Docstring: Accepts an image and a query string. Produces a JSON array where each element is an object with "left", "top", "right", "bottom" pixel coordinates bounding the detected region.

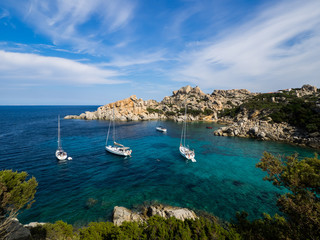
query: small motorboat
[
  {"left": 206, "top": 126, "right": 213, "bottom": 129},
  {"left": 156, "top": 126, "right": 167, "bottom": 132}
]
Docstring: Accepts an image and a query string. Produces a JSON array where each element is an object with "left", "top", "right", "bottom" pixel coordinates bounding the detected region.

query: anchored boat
[
  {"left": 105, "top": 106, "right": 132, "bottom": 157},
  {"left": 55, "top": 115, "right": 69, "bottom": 161},
  {"left": 179, "top": 102, "right": 196, "bottom": 162}
]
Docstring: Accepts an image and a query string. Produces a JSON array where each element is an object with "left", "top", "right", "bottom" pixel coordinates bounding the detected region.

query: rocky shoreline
[
  {"left": 65, "top": 84, "right": 320, "bottom": 149},
  {"left": 8, "top": 204, "right": 197, "bottom": 239},
  {"left": 214, "top": 119, "right": 320, "bottom": 149}
]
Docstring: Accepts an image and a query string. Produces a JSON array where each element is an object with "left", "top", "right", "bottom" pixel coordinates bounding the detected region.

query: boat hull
[
  {"left": 179, "top": 146, "right": 196, "bottom": 162},
  {"left": 156, "top": 127, "right": 167, "bottom": 132},
  {"left": 106, "top": 145, "right": 132, "bottom": 157},
  {"left": 56, "top": 150, "right": 67, "bottom": 161}
]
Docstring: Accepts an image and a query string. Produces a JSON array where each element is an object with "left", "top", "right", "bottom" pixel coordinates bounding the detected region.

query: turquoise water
[{"left": 0, "top": 106, "right": 317, "bottom": 226}]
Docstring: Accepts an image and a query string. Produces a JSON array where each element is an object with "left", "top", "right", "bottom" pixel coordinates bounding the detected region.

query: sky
[{"left": 0, "top": 0, "right": 319, "bottom": 105}]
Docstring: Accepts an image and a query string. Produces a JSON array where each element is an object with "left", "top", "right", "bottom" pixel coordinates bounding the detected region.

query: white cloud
[
  {"left": 6, "top": 0, "right": 136, "bottom": 54},
  {"left": 174, "top": 0, "right": 320, "bottom": 92},
  {"left": 101, "top": 50, "right": 167, "bottom": 68},
  {"left": 0, "top": 50, "right": 126, "bottom": 85}
]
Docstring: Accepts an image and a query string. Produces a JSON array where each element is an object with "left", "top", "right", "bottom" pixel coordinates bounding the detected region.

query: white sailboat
[
  {"left": 55, "top": 115, "right": 68, "bottom": 161},
  {"left": 179, "top": 103, "right": 196, "bottom": 162},
  {"left": 105, "top": 106, "right": 132, "bottom": 157}
]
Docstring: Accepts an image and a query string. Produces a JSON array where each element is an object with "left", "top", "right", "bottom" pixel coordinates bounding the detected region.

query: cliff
[
  {"left": 214, "top": 84, "right": 320, "bottom": 149},
  {"left": 65, "top": 85, "right": 255, "bottom": 122},
  {"left": 65, "top": 95, "right": 160, "bottom": 121}
]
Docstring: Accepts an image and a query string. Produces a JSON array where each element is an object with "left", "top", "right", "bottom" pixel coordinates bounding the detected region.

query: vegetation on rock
[
  {"left": 0, "top": 170, "right": 38, "bottom": 238},
  {"left": 220, "top": 91, "right": 320, "bottom": 133},
  {"left": 30, "top": 216, "right": 240, "bottom": 240},
  {"left": 234, "top": 152, "right": 320, "bottom": 239}
]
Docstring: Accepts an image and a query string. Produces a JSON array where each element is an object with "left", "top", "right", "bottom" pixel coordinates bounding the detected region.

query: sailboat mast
[
  {"left": 58, "top": 115, "right": 61, "bottom": 149},
  {"left": 180, "top": 100, "right": 187, "bottom": 147},
  {"left": 183, "top": 104, "right": 187, "bottom": 147},
  {"left": 106, "top": 114, "right": 112, "bottom": 146},
  {"left": 112, "top": 105, "right": 116, "bottom": 143}
]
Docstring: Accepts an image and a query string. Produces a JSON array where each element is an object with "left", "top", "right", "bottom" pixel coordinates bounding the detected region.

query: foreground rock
[
  {"left": 113, "top": 204, "right": 197, "bottom": 226},
  {"left": 5, "top": 218, "right": 47, "bottom": 240},
  {"left": 5, "top": 218, "right": 31, "bottom": 240}
]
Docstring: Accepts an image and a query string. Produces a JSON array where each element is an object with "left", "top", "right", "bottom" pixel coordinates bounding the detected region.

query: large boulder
[
  {"left": 113, "top": 205, "right": 197, "bottom": 226},
  {"left": 147, "top": 205, "right": 197, "bottom": 221},
  {"left": 113, "top": 206, "right": 144, "bottom": 226},
  {"left": 6, "top": 218, "right": 31, "bottom": 240}
]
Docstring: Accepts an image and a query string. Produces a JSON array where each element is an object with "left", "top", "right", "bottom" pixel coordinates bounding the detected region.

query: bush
[
  {"left": 234, "top": 152, "right": 320, "bottom": 240},
  {"left": 221, "top": 92, "right": 320, "bottom": 133},
  {"left": 147, "top": 108, "right": 163, "bottom": 114},
  {"left": 165, "top": 111, "right": 176, "bottom": 116},
  {"left": 203, "top": 108, "right": 214, "bottom": 116},
  {"left": 179, "top": 108, "right": 203, "bottom": 116},
  {"left": 31, "top": 215, "right": 241, "bottom": 240},
  {"left": 43, "top": 221, "right": 76, "bottom": 240},
  {"left": 0, "top": 170, "right": 38, "bottom": 238}
]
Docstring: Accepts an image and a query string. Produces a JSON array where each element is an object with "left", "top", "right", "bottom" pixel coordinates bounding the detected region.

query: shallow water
[{"left": 0, "top": 106, "right": 317, "bottom": 226}]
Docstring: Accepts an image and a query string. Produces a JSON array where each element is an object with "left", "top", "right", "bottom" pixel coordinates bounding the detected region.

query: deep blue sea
[{"left": 0, "top": 106, "right": 318, "bottom": 226}]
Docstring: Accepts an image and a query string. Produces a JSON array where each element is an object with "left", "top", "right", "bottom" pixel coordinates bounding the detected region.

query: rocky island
[{"left": 65, "top": 84, "right": 320, "bottom": 149}]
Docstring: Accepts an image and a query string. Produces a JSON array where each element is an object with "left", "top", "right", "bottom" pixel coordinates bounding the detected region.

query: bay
[{"left": 0, "top": 106, "right": 317, "bottom": 226}]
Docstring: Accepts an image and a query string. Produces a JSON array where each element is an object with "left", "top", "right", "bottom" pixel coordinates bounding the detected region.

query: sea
[{"left": 0, "top": 106, "right": 318, "bottom": 226}]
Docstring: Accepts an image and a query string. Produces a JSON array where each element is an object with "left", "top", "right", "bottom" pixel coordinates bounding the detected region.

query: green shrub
[
  {"left": 165, "top": 111, "right": 176, "bottom": 116},
  {"left": 43, "top": 221, "right": 76, "bottom": 240},
  {"left": 179, "top": 108, "right": 203, "bottom": 116},
  {"left": 79, "top": 222, "right": 116, "bottom": 240},
  {"left": 221, "top": 92, "right": 320, "bottom": 133},
  {"left": 147, "top": 108, "right": 163, "bottom": 114},
  {"left": 0, "top": 170, "right": 38, "bottom": 238},
  {"left": 203, "top": 108, "right": 214, "bottom": 116},
  {"left": 234, "top": 152, "right": 320, "bottom": 239},
  {"left": 34, "top": 215, "right": 240, "bottom": 240}
]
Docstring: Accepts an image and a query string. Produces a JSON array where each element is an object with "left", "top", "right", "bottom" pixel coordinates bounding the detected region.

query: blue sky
[{"left": 0, "top": 0, "right": 319, "bottom": 105}]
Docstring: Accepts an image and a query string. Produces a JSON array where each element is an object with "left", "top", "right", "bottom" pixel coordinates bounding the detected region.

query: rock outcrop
[
  {"left": 214, "top": 84, "right": 320, "bottom": 148},
  {"left": 214, "top": 120, "right": 320, "bottom": 148},
  {"left": 65, "top": 95, "right": 161, "bottom": 121},
  {"left": 65, "top": 85, "right": 256, "bottom": 122},
  {"left": 113, "top": 204, "right": 197, "bottom": 226},
  {"left": 65, "top": 84, "right": 319, "bottom": 149},
  {"left": 6, "top": 218, "right": 31, "bottom": 240}
]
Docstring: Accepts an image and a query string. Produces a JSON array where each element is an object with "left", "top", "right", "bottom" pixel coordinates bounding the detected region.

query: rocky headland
[
  {"left": 65, "top": 84, "right": 320, "bottom": 149},
  {"left": 214, "top": 84, "right": 320, "bottom": 149},
  {"left": 65, "top": 85, "right": 254, "bottom": 122}
]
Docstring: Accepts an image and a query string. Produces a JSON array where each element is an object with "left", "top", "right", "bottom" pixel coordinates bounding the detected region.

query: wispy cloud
[
  {"left": 4, "top": 0, "right": 136, "bottom": 54},
  {"left": 174, "top": 0, "right": 320, "bottom": 92},
  {"left": 164, "top": 4, "right": 202, "bottom": 40},
  {"left": 0, "top": 50, "right": 126, "bottom": 85},
  {"left": 0, "top": 7, "right": 9, "bottom": 19},
  {"left": 101, "top": 50, "right": 168, "bottom": 68}
]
